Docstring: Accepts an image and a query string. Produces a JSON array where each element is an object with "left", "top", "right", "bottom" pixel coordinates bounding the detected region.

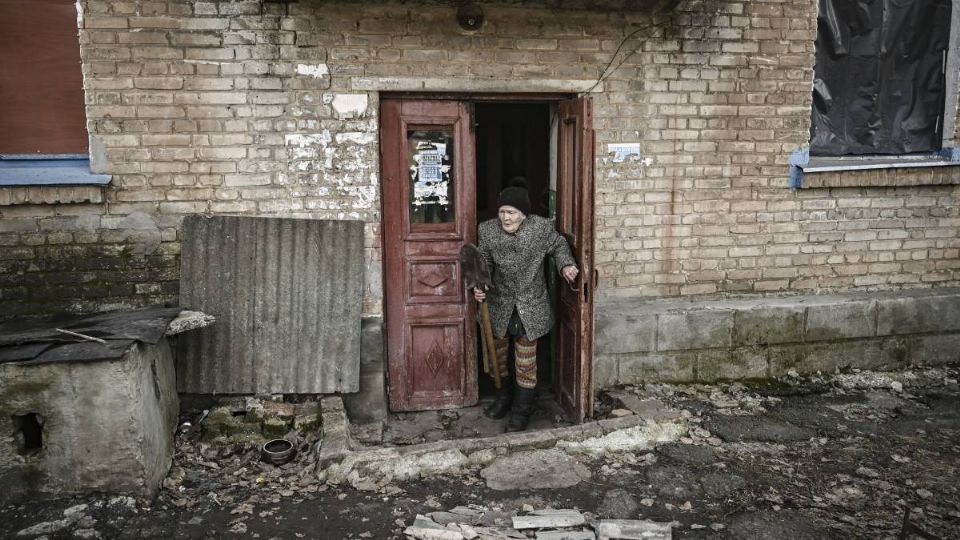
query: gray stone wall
[
  {"left": 0, "top": 0, "right": 957, "bottom": 320},
  {"left": 595, "top": 288, "right": 960, "bottom": 385}
]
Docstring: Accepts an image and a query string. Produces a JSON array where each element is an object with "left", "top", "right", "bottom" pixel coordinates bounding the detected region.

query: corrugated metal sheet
[{"left": 176, "top": 215, "right": 364, "bottom": 394}]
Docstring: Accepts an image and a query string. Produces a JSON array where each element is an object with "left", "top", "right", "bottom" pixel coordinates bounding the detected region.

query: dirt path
[{"left": 3, "top": 366, "right": 958, "bottom": 539}]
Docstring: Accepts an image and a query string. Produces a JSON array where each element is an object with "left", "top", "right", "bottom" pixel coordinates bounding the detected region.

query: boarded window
[
  {"left": 810, "top": 0, "right": 952, "bottom": 156},
  {"left": 0, "top": 0, "right": 87, "bottom": 155}
]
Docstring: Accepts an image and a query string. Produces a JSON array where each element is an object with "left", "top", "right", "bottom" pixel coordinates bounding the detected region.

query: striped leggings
[{"left": 493, "top": 335, "right": 538, "bottom": 389}]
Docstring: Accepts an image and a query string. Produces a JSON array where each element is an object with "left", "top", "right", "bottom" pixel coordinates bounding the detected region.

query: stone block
[
  {"left": 0, "top": 341, "right": 178, "bottom": 503},
  {"left": 733, "top": 306, "right": 804, "bottom": 346},
  {"left": 595, "top": 311, "right": 656, "bottom": 354},
  {"left": 657, "top": 310, "right": 733, "bottom": 351},
  {"left": 908, "top": 333, "right": 960, "bottom": 366},
  {"left": 618, "top": 353, "right": 695, "bottom": 383},
  {"left": 804, "top": 300, "right": 876, "bottom": 341},
  {"left": 202, "top": 407, "right": 262, "bottom": 441},
  {"left": 360, "top": 317, "right": 384, "bottom": 369},
  {"left": 592, "top": 355, "right": 618, "bottom": 390},
  {"left": 768, "top": 338, "right": 906, "bottom": 377},
  {"left": 877, "top": 294, "right": 960, "bottom": 336},
  {"left": 261, "top": 417, "right": 291, "bottom": 439},
  {"left": 696, "top": 349, "right": 769, "bottom": 381},
  {"left": 342, "top": 370, "right": 387, "bottom": 423}
]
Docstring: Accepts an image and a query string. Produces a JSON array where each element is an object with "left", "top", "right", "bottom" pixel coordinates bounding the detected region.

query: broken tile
[
  {"left": 513, "top": 509, "right": 586, "bottom": 529},
  {"left": 536, "top": 530, "right": 596, "bottom": 540},
  {"left": 403, "top": 515, "right": 466, "bottom": 540},
  {"left": 593, "top": 519, "right": 672, "bottom": 540}
]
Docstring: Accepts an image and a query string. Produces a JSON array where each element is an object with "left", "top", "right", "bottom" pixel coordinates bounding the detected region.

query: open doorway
[
  {"left": 474, "top": 102, "right": 563, "bottom": 421},
  {"left": 379, "top": 94, "right": 594, "bottom": 442}
]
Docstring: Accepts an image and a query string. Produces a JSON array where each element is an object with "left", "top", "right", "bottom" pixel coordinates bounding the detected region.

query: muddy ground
[{"left": 2, "top": 366, "right": 958, "bottom": 539}]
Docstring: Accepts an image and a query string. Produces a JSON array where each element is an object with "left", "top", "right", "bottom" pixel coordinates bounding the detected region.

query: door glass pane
[{"left": 408, "top": 129, "right": 455, "bottom": 224}]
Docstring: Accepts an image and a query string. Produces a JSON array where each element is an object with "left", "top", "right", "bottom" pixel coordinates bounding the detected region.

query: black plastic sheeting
[
  {"left": 810, "top": 0, "right": 952, "bottom": 156},
  {"left": 0, "top": 307, "right": 182, "bottom": 365}
]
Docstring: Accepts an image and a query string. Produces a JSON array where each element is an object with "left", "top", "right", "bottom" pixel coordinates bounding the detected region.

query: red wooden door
[
  {"left": 381, "top": 99, "right": 478, "bottom": 411},
  {"left": 555, "top": 97, "right": 595, "bottom": 422}
]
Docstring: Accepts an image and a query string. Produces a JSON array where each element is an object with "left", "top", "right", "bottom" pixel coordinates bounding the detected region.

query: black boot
[
  {"left": 483, "top": 378, "right": 513, "bottom": 419},
  {"left": 505, "top": 387, "right": 536, "bottom": 432}
]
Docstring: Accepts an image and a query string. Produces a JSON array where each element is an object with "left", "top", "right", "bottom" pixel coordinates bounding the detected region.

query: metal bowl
[{"left": 261, "top": 438, "right": 296, "bottom": 466}]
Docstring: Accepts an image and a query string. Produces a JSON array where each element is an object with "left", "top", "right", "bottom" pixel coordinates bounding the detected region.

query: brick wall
[{"left": 0, "top": 0, "right": 958, "bottom": 320}]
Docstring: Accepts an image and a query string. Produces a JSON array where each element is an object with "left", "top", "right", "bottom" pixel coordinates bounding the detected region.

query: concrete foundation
[
  {"left": 0, "top": 341, "right": 178, "bottom": 502},
  {"left": 342, "top": 317, "right": 388, "bottom": 424},
  {"left": 595, "top": 289, "right": 960, "bottom": 385}
]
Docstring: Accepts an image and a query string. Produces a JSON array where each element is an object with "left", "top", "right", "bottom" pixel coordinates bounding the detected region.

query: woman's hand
[
  {"left": 562, "top": 265, "right": 579, "bottom": 284},
  {"left": 473, "top": 287, "right": 486, "bottom": 302}
]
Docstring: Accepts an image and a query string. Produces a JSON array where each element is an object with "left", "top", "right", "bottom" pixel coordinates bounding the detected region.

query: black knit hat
[{"left": 497, "top": 177, "right": 531, "bottom": 215}]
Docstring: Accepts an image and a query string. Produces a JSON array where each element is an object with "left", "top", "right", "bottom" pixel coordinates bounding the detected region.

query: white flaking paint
[
  {"left": 296, "top": 63, "right": 329, "bottom": 78},
  {"left": 331, "top": 94, "right": 369, "bottom": 119},
  {"left": 335, "top": 132, "right": 376, "bottom": 145}
]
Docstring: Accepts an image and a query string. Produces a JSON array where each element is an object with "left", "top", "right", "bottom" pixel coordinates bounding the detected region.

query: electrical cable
[{"left": 583, "top": 23, "right": 655, "bottom": 94}]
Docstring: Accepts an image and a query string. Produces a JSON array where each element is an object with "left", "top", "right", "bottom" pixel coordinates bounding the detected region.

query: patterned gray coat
[{"left": 478, "top": 214, "right": 577, "bottom": 340}]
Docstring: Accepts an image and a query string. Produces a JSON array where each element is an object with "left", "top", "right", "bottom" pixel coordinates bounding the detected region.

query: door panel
[
  {"left": 555, "top": 97, "right": 595, "bottom": 422},
  {"left": 382, "top": 99, "right": 478, "bottom": 411}
]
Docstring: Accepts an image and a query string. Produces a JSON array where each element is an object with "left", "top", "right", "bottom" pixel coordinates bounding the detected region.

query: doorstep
[{"left": 314, "top": 395, "right": 688, "bottom": 486}]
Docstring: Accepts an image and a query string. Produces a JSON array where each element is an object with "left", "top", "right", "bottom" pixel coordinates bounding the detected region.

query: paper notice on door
[
  {"left": 411, "top": 142, "right": 451, "bottom": 207},
  {"left": 417, "top": 148, "right": 443, "bottom": 183}
]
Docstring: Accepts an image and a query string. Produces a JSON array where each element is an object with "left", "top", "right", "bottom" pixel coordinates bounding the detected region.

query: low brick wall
[{"left": 594, "top": 288, "right": 960, "bottom": 385}]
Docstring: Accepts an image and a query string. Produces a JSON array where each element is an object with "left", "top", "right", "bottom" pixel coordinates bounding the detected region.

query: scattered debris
[
  {"left": 536, "top": 531, "right": 595, "bottom": 540},
  {"left": 512, "top": 510, "right": 586, "bottom": 529},
  {"left": 593, "top": 519, "right": 671, "bottom": 540},
  {"left": 402, "top": 506, "right": 671, "bottom": 540}
]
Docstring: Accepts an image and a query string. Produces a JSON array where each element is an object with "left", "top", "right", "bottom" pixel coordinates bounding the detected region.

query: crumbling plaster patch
[
  {"left": 328, "top": 93, "right": 369, "bottom": 120},
  {"left": 296, "top": 63, "right": 329, "bottom": 79}
]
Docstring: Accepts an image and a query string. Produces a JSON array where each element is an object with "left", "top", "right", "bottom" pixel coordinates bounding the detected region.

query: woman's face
[{"left": 498, "top": 206, "right": 525, "bottom": 233}]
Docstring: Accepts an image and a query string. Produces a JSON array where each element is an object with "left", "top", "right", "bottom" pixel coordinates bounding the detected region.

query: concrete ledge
[
  {"left": 596, "top": 288, "right": 960, "bottom": 384},
  {"left": 315, "top": 398, "right": 687, "bottom": 484}
]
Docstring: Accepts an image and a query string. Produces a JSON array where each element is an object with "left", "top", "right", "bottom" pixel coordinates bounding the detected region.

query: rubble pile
[{"left": 401, "top": 505, "right": 673, "bottom": 540}]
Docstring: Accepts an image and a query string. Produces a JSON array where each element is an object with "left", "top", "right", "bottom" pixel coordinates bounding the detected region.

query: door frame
[{"left": 378, "top": 92, "right": 597, "bottom": 418}]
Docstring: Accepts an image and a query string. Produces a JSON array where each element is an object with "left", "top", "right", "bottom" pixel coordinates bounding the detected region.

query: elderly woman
[{"left": 474, "top": 179, "right": 579, "bottom": 432}]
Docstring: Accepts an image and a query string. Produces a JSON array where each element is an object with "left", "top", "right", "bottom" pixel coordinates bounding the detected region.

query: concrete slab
[
  {"left": 733, "top": 306, "right": 804, "bottom": 346},
  {"left": 618, "top": 353, "right": 695, "bottom": 383},
  {"left": 877, "top": 294, "right": 960, "bottom": 336},
  {"left": 767, "top": 339, "right": 905, "bottom": 376},
  {"left": 316, "top": 410, "right": 684, "bottom": 485},
  {"left": 480, "top": 449, "right": 591, "bottom": 490},
  {"left": 595, "top": 313, "right": 656, "bottom": 354},
  {"left": 704, "top": 416, "right": 815, "bottom": 443},
  {"left": 343, "top": 318, "right": 388, "bottom": 423},
  {"left": 804, "top": 300, "right": 876, "bottom": 340},
  {"left": 696, "top": 349, "right": 769, "bottom": 381},
  {"left": 0, "top": 341, "right": 177, "bottom": 502},
  {"left": 657, "top": 310, "right": 733, "bottom": 351},
  {"left": 908, "top": 333, "right": 960, "bottom": 366},
  {"left": 593, "top": 354, "right": 619, "bottom": 389},
  {"left": 604, "top": 392, "right": 685, "bottom": 423}
]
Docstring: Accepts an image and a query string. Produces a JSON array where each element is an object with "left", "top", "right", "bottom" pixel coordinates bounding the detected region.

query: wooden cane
[
  {"left": 479, "top": 306, "right": 491, "bottom": 375},
  {"left": 478, "top": 298, "right": 501, "bottom": 389}
]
